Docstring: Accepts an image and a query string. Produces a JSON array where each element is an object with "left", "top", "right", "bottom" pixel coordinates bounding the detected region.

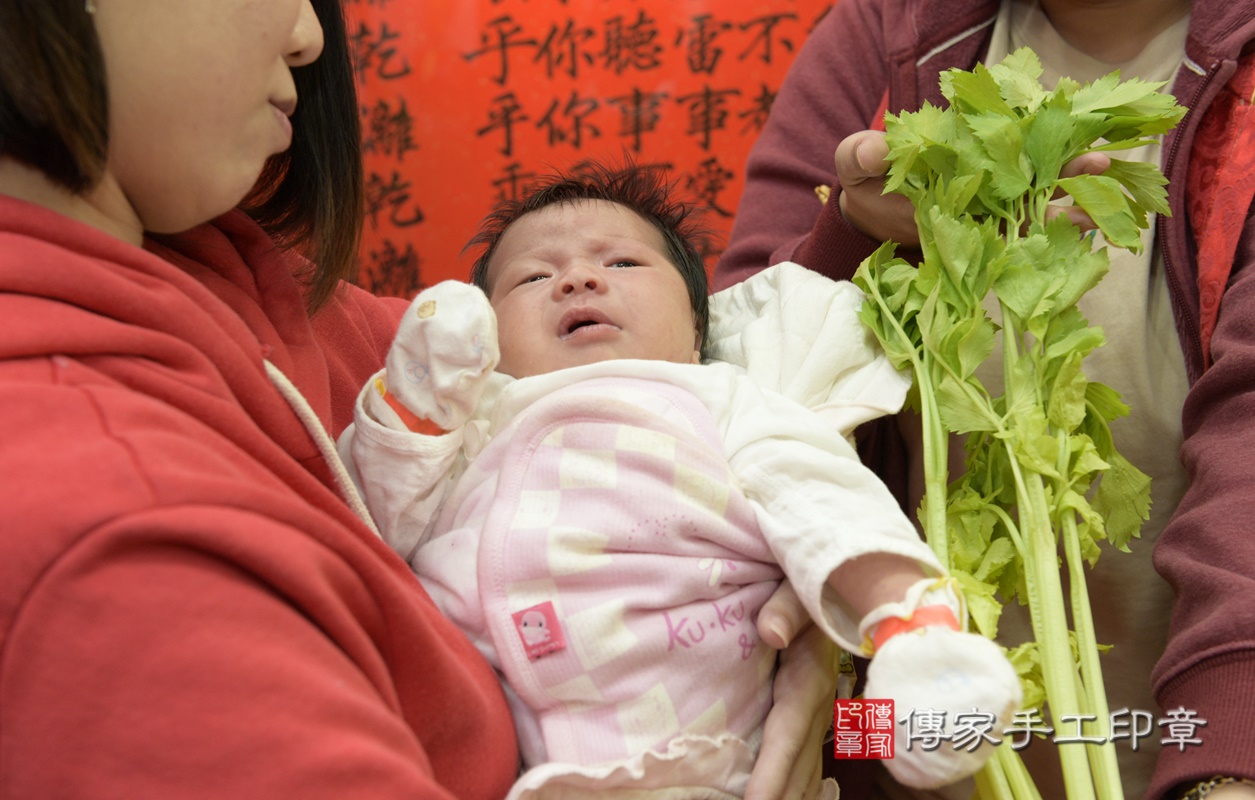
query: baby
[{"left": 340, "top": 162, "right": 1020, "bottom": 798}]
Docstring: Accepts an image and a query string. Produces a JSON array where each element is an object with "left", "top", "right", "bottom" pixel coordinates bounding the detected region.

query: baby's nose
[{"left": 560, "top": 265, "right": 601, "bottom": 294}]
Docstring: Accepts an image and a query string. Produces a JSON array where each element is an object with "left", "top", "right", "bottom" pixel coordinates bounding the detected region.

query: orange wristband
[
  {"left": 871, "top": 604, "right": 961, "bottom": 653},
  {"left": 376, "top": 379, "right": 447, "bottom": 436}
]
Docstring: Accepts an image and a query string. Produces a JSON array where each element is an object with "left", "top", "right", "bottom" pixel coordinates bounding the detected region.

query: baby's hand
[
  {"left": 385, "top": 281, "right": 500, "bottom": 431},
  {"left": 860, "top": 579, "right": 1021, "bottom": 789}
]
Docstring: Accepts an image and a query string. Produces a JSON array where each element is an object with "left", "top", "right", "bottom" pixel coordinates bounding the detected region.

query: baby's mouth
[{"left": 559, "top": 307, "right": 616, "bottom": 338}]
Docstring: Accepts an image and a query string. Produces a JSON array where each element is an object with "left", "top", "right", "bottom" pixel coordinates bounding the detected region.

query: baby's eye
[
  {"left": 607, "top": 260, "right": 639, "bottom": 269},
  {"left": 520, "top": 273, "right": 550, "bottom": 285}
]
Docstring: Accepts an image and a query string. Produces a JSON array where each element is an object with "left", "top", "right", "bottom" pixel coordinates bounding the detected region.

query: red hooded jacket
[{"left": 0, "top": 197, "right": 519, "bottom": 799}]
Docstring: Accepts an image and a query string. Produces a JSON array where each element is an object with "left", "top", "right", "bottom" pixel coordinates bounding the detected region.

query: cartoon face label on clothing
[{"left": 513, "top": 601, "right": 566, "bottom": 660}]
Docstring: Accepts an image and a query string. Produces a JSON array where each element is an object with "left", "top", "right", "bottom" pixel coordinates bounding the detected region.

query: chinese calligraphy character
[
  {"left": 608, "top": 88, "right": 670, "bottom": 153},
  {"left": 477, "top": 93, "right": 530, "bottom": 158},
  {"left": 1053, "top": 713, "right": 1106, "bottom": 745},
  {"left": 464, "top": 16, "right": 536, "bottom": 86},
  {"left": 1001, "top": 708, "right": 1054, "bottom": 751},
  {"left": 865, "top": 732, "right": 893, "bottom": 758},
  {"left": 952, "top": 709, "right": 1000, "bottom": 752},
  {"left": 678, "top": 14, "right": 732, "bottom": 75},
  {"left": 601, "top": 10, "right": 663, "bottom": 74},
  {"left": 900, "top": 708, "right": 949, "bottom": 752},
  {"left": 362, "top": 97, "right": 418, "bottom": 161},
  {"left": 737, "top": 14, "right": 798, "bottom": 65},
  {"left": 739, "top": 83, "right": 777, "bottom": 135},
  {"left": 367, "top": 238, "right": 423, "bottom": 299},
  {"left": 536, "top": 91, "right": 602, "bottom": 150},
  {"left": 349, "top": 21, "right": 412, "bottom": 82},
  {"left": 491, "top": 162, "right": 541, "bottom": 204},
  {"left": 534, "top": 18, "right": 596, "bottom": 80},
  {"left": 685, "top": 157, "right": 735, "bottom": 218},
  {"left": 1159, "top": 707, "right": 1206, "bottom": 751},
  {"left": 833, "top": 699, "right": 895, "bottom": 759},
  {"left": 365, "top": 170, "right": 424, "bottom": 229},
  {"left": 677, "top": 86, "right": 741, "bottom": 151},
  {"left": 1109, "top": 707, "right": 1155, "bottom": 751}
]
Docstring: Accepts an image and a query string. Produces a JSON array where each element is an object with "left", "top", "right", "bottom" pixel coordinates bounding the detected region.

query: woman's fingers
[
  {"left": 1045, "top": 151, "right": 1112, "bottom": 232},
  {"left": 835, "top": 130, "right": 891, "bottom": 186},
  {"left": 745, "top": 622, "right": 840, "bottom": 800},
  {"left": 834, "top": 131, "right": 921, "bottom": 245},
  {"left": 757, "top": 581, "right": 808, "bottom": 649},
  {"left": 1059, "top": 150, "right": 1111, "bottom": 181}
]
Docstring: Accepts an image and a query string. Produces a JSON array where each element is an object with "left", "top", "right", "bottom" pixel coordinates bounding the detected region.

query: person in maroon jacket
[
  {"left": 0, "top": 1, "right": 836, "bottom": 798},
  {"left": 715, "top": 1, "right": 1255, "bottom": 799}
]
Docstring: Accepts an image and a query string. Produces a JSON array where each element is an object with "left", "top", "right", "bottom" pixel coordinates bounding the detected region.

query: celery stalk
[{"left": 851, "top": 47, "right": 1177, "bottom": 798}]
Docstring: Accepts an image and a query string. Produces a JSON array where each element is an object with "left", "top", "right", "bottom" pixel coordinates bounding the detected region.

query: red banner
[{"left": 348, "top": 0, "right": 833, "bottom": 297}]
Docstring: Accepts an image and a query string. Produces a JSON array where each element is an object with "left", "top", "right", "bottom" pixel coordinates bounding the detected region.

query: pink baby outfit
[
  {"left": 342, "top": 264, "right": 939, "bottom": 797},
  {"left": 442, "top": 375, "right": 782, "bottom": 783}
]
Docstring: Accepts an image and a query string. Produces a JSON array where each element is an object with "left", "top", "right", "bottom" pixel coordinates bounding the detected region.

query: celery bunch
[{"left": 852, "top": 48, "right": 1183, "bottom": 799}]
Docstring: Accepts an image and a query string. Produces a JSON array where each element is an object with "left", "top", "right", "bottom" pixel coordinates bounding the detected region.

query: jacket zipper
[{"left": 1160, "top": 63, "right": 1215, "bottom": 386}]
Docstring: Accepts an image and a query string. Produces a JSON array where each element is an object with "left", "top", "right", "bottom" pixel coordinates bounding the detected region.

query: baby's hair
[{"left": 464, "top": 159, "right": 712, "bottom": 351}]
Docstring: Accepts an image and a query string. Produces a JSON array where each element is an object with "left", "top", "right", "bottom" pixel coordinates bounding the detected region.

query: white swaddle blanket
[{"left": 706, "top": 261, "right": 911, "bottom": 439}]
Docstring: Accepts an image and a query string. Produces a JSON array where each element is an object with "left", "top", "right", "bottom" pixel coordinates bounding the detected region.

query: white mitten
[
  {"left": 384, "top": 281, "right": 499, "bottom": 431},
  {"left": 861, "top": 579, "right": 1021, "bottom": 789}
]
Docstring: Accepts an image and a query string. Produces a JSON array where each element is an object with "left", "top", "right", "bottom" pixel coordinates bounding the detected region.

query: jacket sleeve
[
  {"left": 1150, "top": 208, "right": 1255, "bottom": 794},
  {"left": 0, "top": 506, "right": 518, "bottom": 800},
  {"left": 719, "top": 375, "right": 942, "bottom": 653},
  {"left": 712, "top": 0, "right": 893, "bottom": 292},
  {"left": 339, "top": 371, "right": 468, "bottom": 565},
  {"left": 336, "top": 281, "right": 501, "bottom": 564}
]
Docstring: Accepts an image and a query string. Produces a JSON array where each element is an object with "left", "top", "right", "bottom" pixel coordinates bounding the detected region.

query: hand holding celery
[{"left": 851, "top": 48, "right": 1182, "bottom": 799}]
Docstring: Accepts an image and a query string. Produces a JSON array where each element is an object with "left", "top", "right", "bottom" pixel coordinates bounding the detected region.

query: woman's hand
[
  {"left": 1046, "top": 149, "right": 1111, "bottom": 229},
  {"left": 833, "top": 129, "right": 1112, "bottom": 242},
  {"left": 745, "top": 583, "right": 840, "bottom": 800},
  {"left": 1200, "top": 782, "right": 1255, "bottom": 799},
  {"left": 835, "top": 130, "right": 920, "bottom": 246}
]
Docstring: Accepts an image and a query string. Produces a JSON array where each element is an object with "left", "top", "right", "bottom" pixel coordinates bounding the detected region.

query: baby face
[{"left": 484, "top": 199, "right": 702, "bottom": 379}]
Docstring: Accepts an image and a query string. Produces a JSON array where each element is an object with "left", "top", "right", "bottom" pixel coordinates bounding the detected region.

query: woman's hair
[
  {"left": 465, "top": 159, "right": 713, "bottom": 350},
  {"left": 0, "top": 0, "right": 364, "bottom": 313},
  {"left": 0, "top": 0, "right": 107, "bottom": 194}
]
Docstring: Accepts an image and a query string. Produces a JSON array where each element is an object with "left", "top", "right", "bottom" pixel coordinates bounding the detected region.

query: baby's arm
[
  {"left": 342, "top": 282, "right": 499, "bottom": 561},
  {"left": 828, "top": 553, "right": 1021, "bottom": 790},
  {"left": 723, "top": 378, "right": 1018, "bottom": 789},
  {"left": 830, "top": 552, "right": 928, "bottom": 621}
]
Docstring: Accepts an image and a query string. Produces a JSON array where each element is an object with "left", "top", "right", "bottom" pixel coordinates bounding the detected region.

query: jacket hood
[{"left": 0, "top": 196, "right": 334, "bottom": 436}]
